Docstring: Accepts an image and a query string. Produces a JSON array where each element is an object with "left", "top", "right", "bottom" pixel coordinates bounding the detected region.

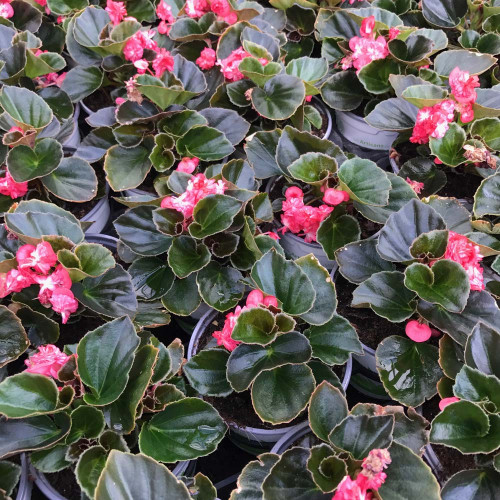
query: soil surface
[{"left": 421, "top": 395, "right": 476, "bottom": 484}]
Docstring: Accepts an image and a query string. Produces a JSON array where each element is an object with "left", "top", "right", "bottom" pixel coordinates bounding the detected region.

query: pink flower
[
  {"left": 48, "top": 287, "right": 79, "bottom": 324},
  {"left": 405, "top": 320, "right": 432, "bottom": 342},
  {"left": 213, "top": 290, "right": 278, "bottom": 350},
  {"left": 185, "top": 0, "right": 209, "bottom": 18},
  {"left": 116, "top": 97, "right": 126, "bottom": 106},
  {"left": 348, "top": 35, "right": 389, "bottom": 73},
  {"left": 105, "top": 0, "right": 127, "bottom": 25},
  {"left": 36, "top": 71, "right": 67, "bottom": 88},
  {"left": 210, "top": 0, "right": 231, "bottom": 17},
  {"left": 161, "top": 173, "right": 226, "bottom": 219},
  {"left": 196, "top": 47, "right": 216, "bottom": 70},
  {"left": 156, "top": 0, "right": 175, "bottom": 22},
  {"left": 0, "top": 1, "right": 13, "bottom": 18},
  {"left": 449, "top": 67, "right": 479, "bottom": 104},
  {"left": 33, "top": 0, "right": 46, "bottom": 6},
  {"left": 123, "top": 36, "right": 144, "bottom": 62},
  {"left": 442, "top": 231, "right": 484, "bottom": 291},
  {"left": 280, "top": 188, "right": 333, "bottom": 243},
  {"left": 213, "top": 306, "right": 242, "bottom": 351},
  {"left": 217, "top": 47, "right": 251, "bottom": 82},
  {"left": 246, "top": 289, "right": 264, "bottom": 308},
  {"left": 323, "top": 188, "right": 349, "bottom": 206},
  {"left": 405, "top": 178, "right": 424, "bottom": 194},
  {"left": 177, "top": 157, "right": 199, "bottom": 174},
  {"left": 5, "top": 268, "right": 36, "bottom": 294},
  {"left": 263, "top": 295, "right": 278, "bottom": 308},
  {"left": 334, "top": 449, "right": 390, "bottom": 500},
  {"left": 285, "top": 186, "right": 303, "bottom": 199},
  {"left": 410, "top": 100, "right": 456, "bottom": 144},
  {"left": 360, "top": 16, "right": 375, "bottom": 39},
  {"left": 152, "top": 48, "right": 174, "bottom": 78},
  {"left": 305, "top": 95, "right": 313, "bottom": 103},
  {"left": 439, "top": 397, "right": 460, "bottom": 411},
  {"left": 388, "top": 27, "right": 400, "bottom": 40},
  {"left": 34, "top": 264, "right": 72, "bottom": 301},
  {"left": 17, "top": 242, "right": 57, "bottom": 275},
  {"left": 223, "top": 12, "right": 237, "bottom": 24},
  {"left": 25, "top": 344, "right": 70, "bottom": 378},
  {"left": 0, "top": 168, "right": 28, "bottom": 199},
  {"left": 263, "top": 231, "right": 280, "bottom": 240}
]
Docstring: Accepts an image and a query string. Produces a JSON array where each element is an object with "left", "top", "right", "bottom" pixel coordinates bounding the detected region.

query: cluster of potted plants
[{"left": 0, "top": 0, "right": 499, "bottom": 498}]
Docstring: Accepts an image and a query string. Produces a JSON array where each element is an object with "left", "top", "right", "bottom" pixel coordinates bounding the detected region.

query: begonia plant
[
  {"left": 230, "top": 382, "right": 440, "bottom": 500},
  {"left": 336, "top": 198, "right": 500, "bottom": 407},
  {"left": 184, "top": 249, "right": 362, "bottom": 426},
  {"left": 0, "top": 316, "right": 226, "bottom": 499}
]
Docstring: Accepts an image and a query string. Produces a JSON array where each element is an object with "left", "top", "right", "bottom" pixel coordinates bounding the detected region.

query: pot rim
[
  {"left": 15, "top": 453, "right": 32, "bottom": 500},
  {"left": 188, "top": 309, "right": 353, "bottom": 436},
  {"left": 311, "top": 96, "right": 333, "bottom": 141},
  {"left": 81, "top": 183, "right": 110, "bottom": 223}
]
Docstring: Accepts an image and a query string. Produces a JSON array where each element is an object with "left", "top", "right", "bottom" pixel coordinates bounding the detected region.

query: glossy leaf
[
  {"left": 0, "top": 305, "right": 28, "bottom": 367},
  {"left": 139, "top": 397, "right": 226, "bottom": 462},
  {"left": 77, "top": 317, "right": 140, "bottom": 406},
  {"left": 251, "top": 251, "right": 315, "bottom": 315},
  {"left": 252, "top": 364, "right": 316, "bottom": 424},
  {"left": 376, "top": 335, "right": 442, "bottom": 406},
  {"left": 317, "top": 214, "right": 361, "bottom": 260}
]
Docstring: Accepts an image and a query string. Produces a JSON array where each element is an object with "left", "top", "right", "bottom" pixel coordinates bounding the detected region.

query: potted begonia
[
  {"left": 250, "top": 125, "right": 417, "bottom": 268},
  {"left": 230, "top": 381, "right": 441, "bottom": 500},
  {"left": 0, "top": 316, "right": 226, "bottom": 499},
  {"left": 185, "top": 249, "right": 360, "bottom": 448},
  {"left": 335, "top": 197, "right": 500, "bottom": 406},
  {"left": 114, "top": 156, "right": 281, "bottom": 323},
  {"left": 316, "top": 7, "right": 448, "bottom": 162},
  {"left": 0, "top": 201, "right": 139, "bottom": 367}
]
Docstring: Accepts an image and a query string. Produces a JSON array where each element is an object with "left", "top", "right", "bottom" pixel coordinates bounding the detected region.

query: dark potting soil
[
  {"left": 196, "top": 311, "right": 306, "bottom": 430},
  {"left": 83, "top": 90, "right": 113, "bottom": 113},
  {"left": 58, "top": 314, "right": 105, "bottom": 348},
  {"left": 438, "top": 168, "right": 482, "bottom": 201},
  {"left": 196, "top": 437, "right": 255, "bottom": 500},
  {"left": 45, "top": 467, "right": 80, "bottom": 499},
  {"left": 421, "top": 395, "right": 476, "bottom": 483},
  {"left": 335, "top": 274, "right": 404, "bottom": 350}
]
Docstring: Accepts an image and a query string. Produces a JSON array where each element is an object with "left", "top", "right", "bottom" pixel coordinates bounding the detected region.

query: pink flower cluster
[
  {"left": 0, "top": 241, "right": 79, "bottom": 323},
  {"left": 217, "top": 47, "right": 251, "bottom": 82},
  {"left": 185, "top": 0, "right": 237, "bottom": 24},
  {"left": 410, "top": 100, "right": 456, "bottom": 144},
  {"left": 25, "top": 344, "right": 70, "bottom": 379},
  {"left": 33, "top": 50, "right": 66, "bottom": 88},
  {"left": 342, "top": 17, "right": 390, "bottom": 73},
  {"left": 0, "top": 0, "right": 13, "bottom": 19},
  {"left": 161, "top": 173, "right": 226, "bottom": 219},
  {"left": 196, "top": 47, "right": 217, "bottom": 70},
  {"left": 105, "top": 0, "right": 127, "bottom": 25},
  {"left": 410, "top": 67, "right": 480, "bottom": 144},
  {"left": 442, "top": 231, "right": 484, "bottom": 291},
  {"left": 213, "top": 289, "right": 279, "bottom": 351},
  {"left": 334, "top": 449, "right": 391, "bottom": 500},
  {"left": 123, "top": 30, "right": 174, "bottom": 79},
  {"left": 0, "top": 167, "right": 28, "bottom": 199},
  {"left": 280, "top": 186, "right": 348, "bottom": 243},
  {"left": 157, "top": 0, "right": 175, "bottom": 34}
]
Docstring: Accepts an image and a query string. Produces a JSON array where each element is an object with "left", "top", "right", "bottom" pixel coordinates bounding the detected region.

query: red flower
[
  {"left": 5, "top": 268, "right": 36, "bottom": 294},
  {"left": 323, "top": 188, "right": 349, "bottom": 206},
  {"left": 0, "top": 1, "right": 14, "bottom": 19},
  {"left": 439, "top": 397, "right": 460, "bottom": 411},
  {"left": 405, "top": 177, "right": 424, "bottom": 194},
  {"left": 217, "top": 47, "right": 251, "bottom": 82}
]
